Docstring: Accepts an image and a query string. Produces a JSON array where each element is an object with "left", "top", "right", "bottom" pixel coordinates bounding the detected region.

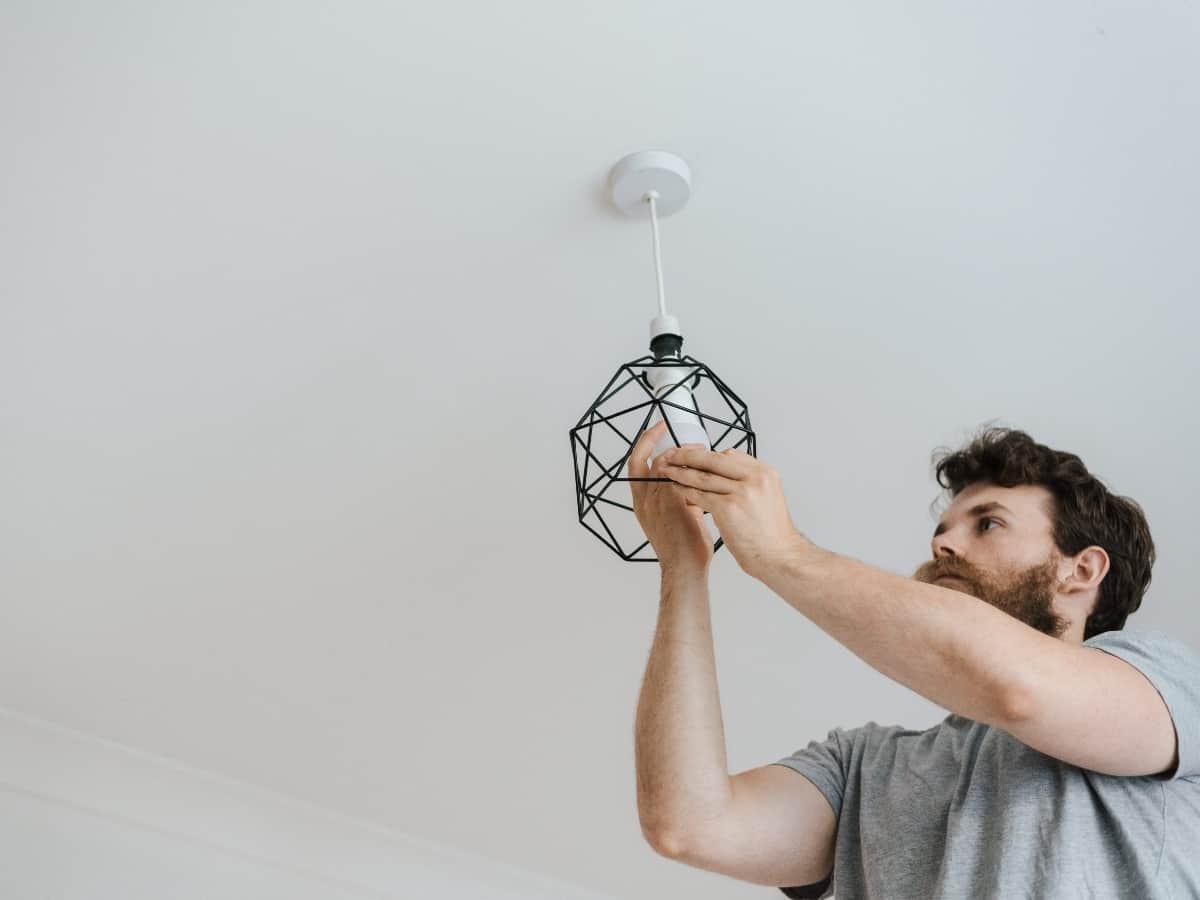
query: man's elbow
[
  {"left": 996, "top": 679, "right": 1035, "bottom": 728},
  {"left": 642, "top": 822, "right": 686, "bottom": 858}
]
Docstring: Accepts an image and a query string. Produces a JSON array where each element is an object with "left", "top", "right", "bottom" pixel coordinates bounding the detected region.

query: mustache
[{"left": 917, "top": 561, "right": 975, "bottom": 583}]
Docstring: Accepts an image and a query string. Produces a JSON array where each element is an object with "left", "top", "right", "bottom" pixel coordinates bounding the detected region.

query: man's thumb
[{"left": 628, "top": 420, "right": 668, "bottom": 477}]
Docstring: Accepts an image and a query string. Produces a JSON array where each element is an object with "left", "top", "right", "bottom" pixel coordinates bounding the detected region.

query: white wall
[{"left": 0, "top": 708, "right": 620, "bottom": 900}]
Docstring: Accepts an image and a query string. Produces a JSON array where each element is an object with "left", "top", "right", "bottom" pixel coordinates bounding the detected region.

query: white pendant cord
[{"left": 645, "top": 190, "right": 667, "bottom": 319}]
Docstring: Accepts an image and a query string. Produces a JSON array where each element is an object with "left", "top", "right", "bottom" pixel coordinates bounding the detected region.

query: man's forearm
[
  {"left": 634, "top": 569, "right": 732, "bottom": 845},
  {"left": 757, "top": 537, "right": 1037, "bottom": 726}
]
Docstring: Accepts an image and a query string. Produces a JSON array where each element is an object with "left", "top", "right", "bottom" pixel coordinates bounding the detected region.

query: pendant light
[{"left": 568, "top": 150, "right": 757, "bottom": 563}]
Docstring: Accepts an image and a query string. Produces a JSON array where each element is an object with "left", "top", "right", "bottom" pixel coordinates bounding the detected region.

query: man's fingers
[
  {"left": 658, "top": 443, "right": 760, "bottom": 482},
  {"left": 660, "top": 461, "right": 737, "bottom": 495}
]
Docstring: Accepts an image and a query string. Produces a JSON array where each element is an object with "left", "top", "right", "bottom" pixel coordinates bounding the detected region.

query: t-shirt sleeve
[
  {"left": 770, "top": 726, "right": 855, "bottom": 820},
  {"left": 768, "top": 723, "right": 881, "bottom": 900},
  {"left": 1084, "top": 627, "right": 1200, "bottom": 780}
]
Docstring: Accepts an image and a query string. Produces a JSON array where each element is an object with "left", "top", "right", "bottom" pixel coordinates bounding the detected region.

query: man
[{"left": 631, "top": 421, "right": 1199, "bottom": 899}]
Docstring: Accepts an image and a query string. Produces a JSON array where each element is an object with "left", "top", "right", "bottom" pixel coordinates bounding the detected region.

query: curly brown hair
[{"left": 929, "top": 423, "right": 1155, "bottom": 640}]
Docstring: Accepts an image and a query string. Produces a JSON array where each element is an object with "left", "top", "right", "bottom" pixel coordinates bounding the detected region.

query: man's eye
[{"left": 978, "top": 517, "right": 1001, "bottom": 532}]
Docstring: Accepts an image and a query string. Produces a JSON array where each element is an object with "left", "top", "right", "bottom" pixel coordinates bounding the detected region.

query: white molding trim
[{"left": 0, "top": 706, "right": 619, "bottom": 900}]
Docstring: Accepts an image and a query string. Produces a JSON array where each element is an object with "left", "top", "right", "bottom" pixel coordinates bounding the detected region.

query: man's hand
[
  {"left": 627, "top": 421, "right": 715, "bottom": 575},
  {"left": 654, "top": 440, "right": 806, "bottom": 579}
]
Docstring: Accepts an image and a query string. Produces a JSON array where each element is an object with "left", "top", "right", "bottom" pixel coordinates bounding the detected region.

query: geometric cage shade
[{"left": 569, "top": 353, "right": 756, "bottom": 562}]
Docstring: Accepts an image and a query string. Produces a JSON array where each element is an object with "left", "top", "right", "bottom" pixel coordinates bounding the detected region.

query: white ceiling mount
[{"left": 607, "top": 150, "right": 692, "bottom": 218}]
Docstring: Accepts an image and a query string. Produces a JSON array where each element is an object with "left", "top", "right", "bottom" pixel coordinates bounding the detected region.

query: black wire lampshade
[{"left": 569, "top": 342, "right": 756, "bottom": 563}]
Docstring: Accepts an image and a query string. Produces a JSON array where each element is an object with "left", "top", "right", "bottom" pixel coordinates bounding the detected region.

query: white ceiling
[{"left": 3, "top": 2, "right": 1198, "bottom": 897}]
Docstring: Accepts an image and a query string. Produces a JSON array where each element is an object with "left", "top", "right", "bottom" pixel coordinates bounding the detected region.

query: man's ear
[{"left": 1063, "top": 546, "right": 1109, "bottom": 595}]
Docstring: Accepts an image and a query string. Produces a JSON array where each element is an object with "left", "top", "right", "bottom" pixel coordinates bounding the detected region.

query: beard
[{"left": 912, "top": 554, "right": 1071, "bottom": 639}]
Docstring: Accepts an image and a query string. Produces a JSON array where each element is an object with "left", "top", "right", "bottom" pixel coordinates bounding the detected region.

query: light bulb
[{"left": 645, "top": 363, "right": 711, "bottom": 466}]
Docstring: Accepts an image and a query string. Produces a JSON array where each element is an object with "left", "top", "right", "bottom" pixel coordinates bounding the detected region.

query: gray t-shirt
[{"left": 770, "top": 627, "right": 1200, "bottom": 899}]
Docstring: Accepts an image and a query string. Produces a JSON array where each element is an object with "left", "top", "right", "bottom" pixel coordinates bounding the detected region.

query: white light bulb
[{"left": 645, "top": 363, "right": 711, "bottom": 465}]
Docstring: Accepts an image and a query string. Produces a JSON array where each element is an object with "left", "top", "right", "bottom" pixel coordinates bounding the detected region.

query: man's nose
[{"left": 931, "top": 535, "right": 960, "bottom": 558}]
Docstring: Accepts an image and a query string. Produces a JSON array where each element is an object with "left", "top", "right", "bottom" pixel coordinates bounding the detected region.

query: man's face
[{"left": 911, "top": 482, "right": 1072, "bottom": 639}]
